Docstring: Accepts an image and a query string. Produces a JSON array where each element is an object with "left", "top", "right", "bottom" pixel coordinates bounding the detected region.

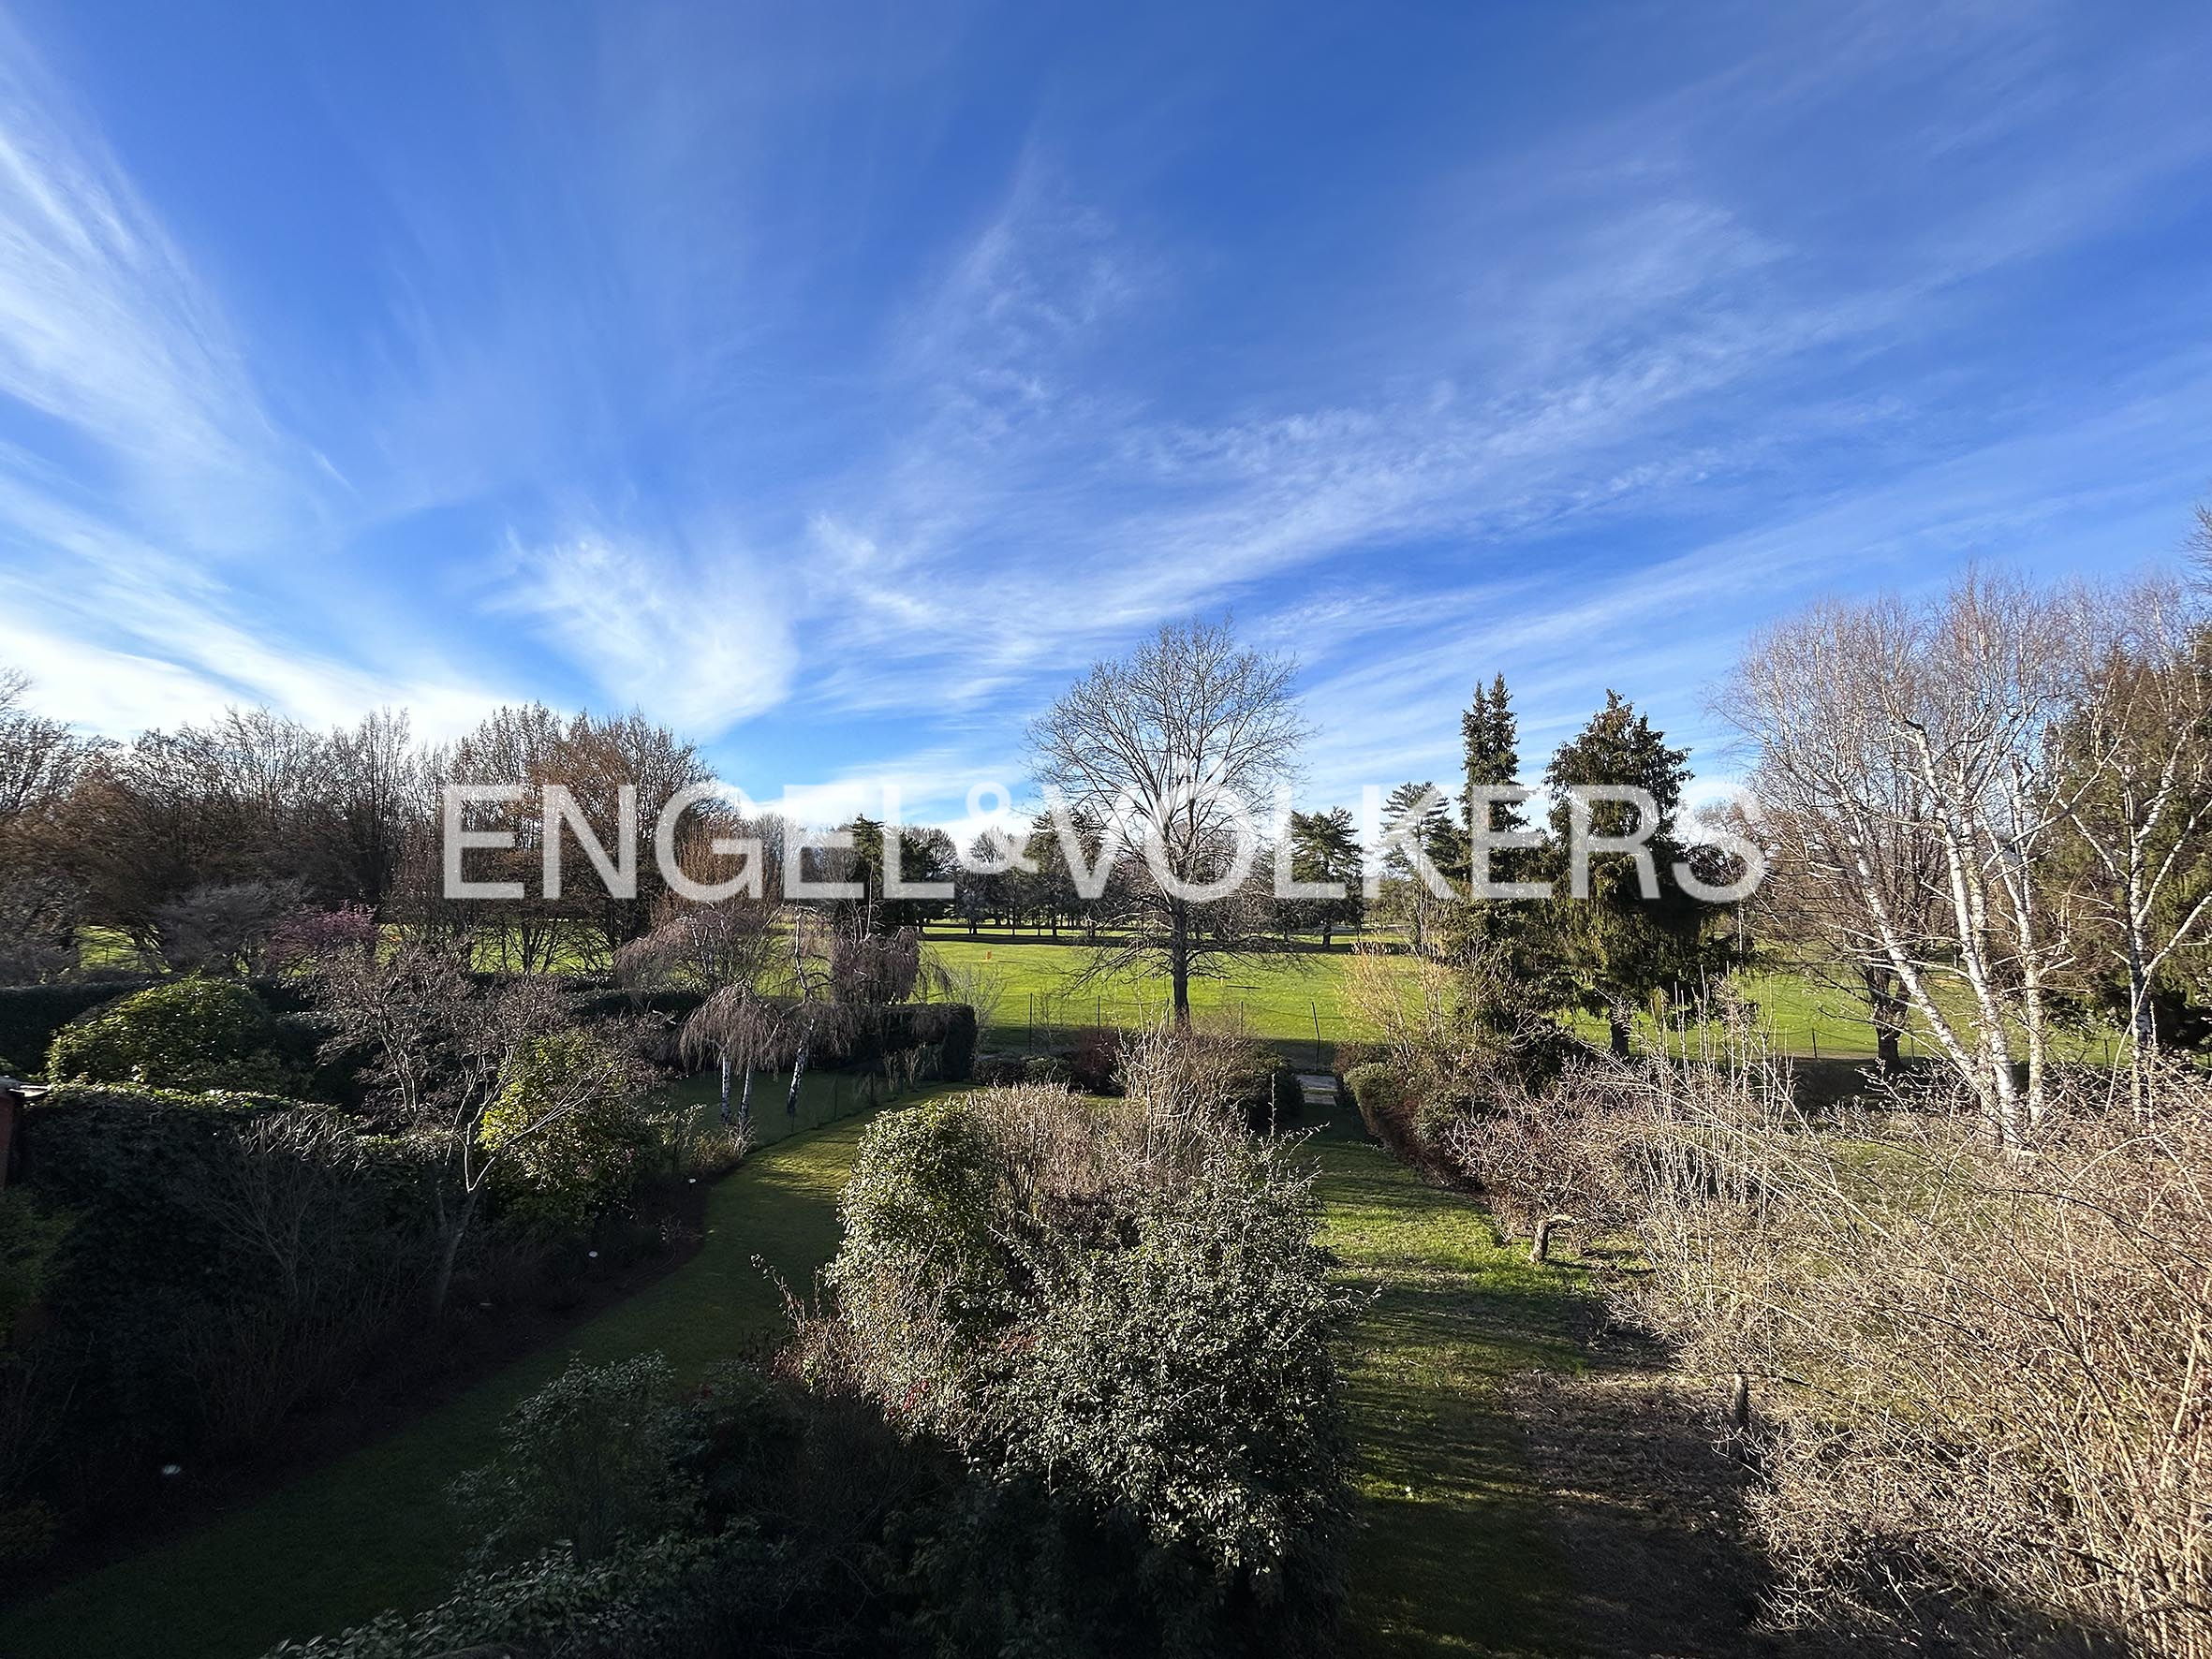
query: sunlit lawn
[{"left": 1311, "top": 1108, "right": 1589, "bottom": 1656}]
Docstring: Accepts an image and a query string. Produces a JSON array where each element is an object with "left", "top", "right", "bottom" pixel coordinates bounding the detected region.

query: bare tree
[
  {"left": 617, "top": 890, "right": 784, "bottom": 1131},
  {"left": 1720, "top": 574, "right": 2078, "bottom": 1142},
  {"left": 1028, "top": 619, "right": 1308, "bottom": 1022},
  {"left": 310, "top": 941, "right": 643, "bottom": 1311},
  {"left": 152, "top": 878, "right": 310, "bottom": 975},
  {"left": 2045, "top": 575, "right": 2212, "bottom": 1089}
]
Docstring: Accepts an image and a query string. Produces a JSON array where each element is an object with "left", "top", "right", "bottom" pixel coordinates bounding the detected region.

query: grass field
[
  {"left": 0, "top": 1089, "right": 943, "bottom": 1659},
  {"left": 923, "top": 934, "right": 2129, "bottom": 1065}
]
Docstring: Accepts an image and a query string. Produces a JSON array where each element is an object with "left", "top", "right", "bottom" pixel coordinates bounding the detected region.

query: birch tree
[{"left": 1721, "top": 575, "right": 2077, "bottom": 1143}]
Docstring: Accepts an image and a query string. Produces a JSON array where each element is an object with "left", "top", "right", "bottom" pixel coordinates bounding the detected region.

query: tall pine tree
[
  {"left": 1539, "top": 690, "right": 1709, "bottom": 1055},
  {"left": 1448, "top": 674, "right": 1533, "bottom": 954}
]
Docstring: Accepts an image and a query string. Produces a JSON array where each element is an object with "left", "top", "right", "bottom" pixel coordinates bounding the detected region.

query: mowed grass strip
[
  {"left": 0, "top": 1094, "right": 936, "bottom": 1659},
  {"left": 1312, "top": 1117, "right": 1589, "bottom": 1657}
]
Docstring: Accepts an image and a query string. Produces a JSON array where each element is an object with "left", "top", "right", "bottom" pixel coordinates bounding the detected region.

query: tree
[
  {"left": 1541, "top": 691, "right": 1707, "bottom": 1057},
  {"left": 617, "top": 890, "right": 784, "bottom": 1132},
  {"left": 1283, "top": 807, "right": 1364, "bottom": 946},
  {"left": 0, "top": 675, "right": 90, "bottom": 982},
  {"left": 309, "top": 941, "right": 644, "bottom": 1311},
  {"left": 1449, "top": 675, "right": 1531, "bottom": 956},
  {"left": 1720, "top": 576, "right": 2078, "bottom": 1142},
  {"left": 1028, "top": 619, "right": 1307, "bottom": 1022},
  {"left": 152, "top": 878, "right": 309, "bottom": 976},
  {"left": 1377, "top": 780, "right": 1456, "bottom": 956},
  {"left": 2043, "top": 576, "right": 2212, "bottom": 1092},
  {"left": 955, "top": 830, "right": 1016, "bottom": 935}
]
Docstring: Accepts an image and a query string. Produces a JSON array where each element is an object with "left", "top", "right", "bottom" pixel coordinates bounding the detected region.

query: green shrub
[
  {"left": 479, "top": 1031, "right": 653, "bottom": 1230},
  {"left": 450, "top": 1352, "right": 699, "bottom": 1568},
  {"left": 258, "top": 1530, "right": 762, "bottom": 1659},
  {"left": 13, "top": 1089, "right": 435, "bottom": 1511},
  {"left": 1023, "top": 1053, "right": 1073, "bottom": 1085},
  {"left": 44, "top": 976, "right": 302, "bottom": 1094},
  {"left": 971, "top": 1053, "right": 1025, "bottom": 1087},
  {"left": 1342, "top": 1063, "right": 1406, "bottom": 1139},
  {"left": 991, "top": 1147, "right": 1351, "bottom": 1587},
  {"left": 820, "top": 1087, "right": 1353, "bottom": 1647},
  {"left": 0, "top": 980, "right": 159, "bottom": 1078},
  {"left": 0, "top": 1192, "right": 71, "bottom": 1336}
]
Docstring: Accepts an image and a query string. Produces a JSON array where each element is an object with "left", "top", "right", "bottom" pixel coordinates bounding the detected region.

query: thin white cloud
[{"left": 495, "top": 530, "right": 800, "bottom": 737}]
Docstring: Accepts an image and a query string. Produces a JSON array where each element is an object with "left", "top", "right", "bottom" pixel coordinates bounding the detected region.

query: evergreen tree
[
  {"left": 1378, "top": 781, "right": 1455, "bottom": 954},
  {"left": 1539, "top": 690, "right": 1708, "bottom": 1055},
  {"left": 1448, "top": 674, "right": 1532, "bottom": 953},
  {"left": 1461, "top": 674, "right": 1526, "bottom": 843},
  {"left": 1284, "top": 806, "right": 1365, "bottom": 946}
]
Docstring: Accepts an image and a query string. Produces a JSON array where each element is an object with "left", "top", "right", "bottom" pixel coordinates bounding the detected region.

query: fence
[
  {"left": 982, "top": 991, "right": 1364, "bottom": 1072},
  {"left": 981, "top": 991, "right": 2133, "bottom": 1076}
]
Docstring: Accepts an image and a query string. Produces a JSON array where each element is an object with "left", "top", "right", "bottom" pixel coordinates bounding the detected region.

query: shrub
[
  {"left": 45, "top": 976, "right": 302, "bottom": 1095},
  {"left": 1023, "top": 1054, "right": 1073, "bottom": 1085},
  {"left": 970, "top": 1053, "right": 1025, "bottom": 1087},
  {"left": 815, "top": 1082, "right": 1354, "bottom": 1648},
  {"left": 638, "top": 1103, "right": 749, "bottom": 1185},
  {"left": 1342, "top": 1063, "right": 1404, "bottom": 1138},
  {"left": 1068, "top": 1026, "right": 1124, "bottom": 1094},
  {"left": 258, "top": 1530, "right": 760, "bottom": 1659},
  {"left": 0, "top": 1192, "right": 71, "bottom": 1336},
  {"left": 479, "top": 1031, "right": 655, "bottom": 1231},
  {"left": 12, "top": 1089, "right": 435, "bottom": 1511},
  {"left": 450, "top": 1352, "right": 699, "bottom": 1568},
  {"left": 1330, "top": 1041, "right": 1383, "bottom": 1074},
  {"left": 0, "top": 979, "right": 156, "bottom": 1078}
]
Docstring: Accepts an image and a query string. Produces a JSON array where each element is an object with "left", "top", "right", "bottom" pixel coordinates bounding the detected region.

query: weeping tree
[
  {"left": 774, "top": 918, "right": 950, "bottom": 1115},
  {"left": 615, "top": 894, "right": 782, "bottom": 1128}
]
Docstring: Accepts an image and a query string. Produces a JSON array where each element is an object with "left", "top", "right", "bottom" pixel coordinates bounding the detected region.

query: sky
[{"left": 1, "top": 0, "right": 2209, "bottom": 830}]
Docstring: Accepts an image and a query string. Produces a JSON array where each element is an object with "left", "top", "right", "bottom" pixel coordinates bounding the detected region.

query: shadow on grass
[{"left": 1313, "top": 1123, "right": 1591, "bottom": 1658}]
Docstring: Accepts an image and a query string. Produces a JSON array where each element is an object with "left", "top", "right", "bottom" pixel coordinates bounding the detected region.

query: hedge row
[{"left": 1, "top": 976, "right": 977, "bottom": 1086}]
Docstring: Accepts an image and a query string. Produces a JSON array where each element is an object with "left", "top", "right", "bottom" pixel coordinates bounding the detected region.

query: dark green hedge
[
  {"left": 1, "top": 976, "right": 976, "bottom": 1088},
  {"left": 0, "top": 978, "right": 158, "bottom": 1075},
  {"left": 12, "top": 1087, "right": 436, "bottom": 1515}
]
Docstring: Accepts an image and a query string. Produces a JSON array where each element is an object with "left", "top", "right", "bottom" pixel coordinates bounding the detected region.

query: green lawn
[
  {"left": 0, "top": 1090, "right": 946, "bottom": 1659},
  {"left": 925, "top": 934, "right": 1376, "bottom": 1053},
  {"left": 924, "top": 934, "right": 2129, "bottom": 1066},
  {"left": 1311, "top": 1112, "right": 1591, "bottom": 1657}
]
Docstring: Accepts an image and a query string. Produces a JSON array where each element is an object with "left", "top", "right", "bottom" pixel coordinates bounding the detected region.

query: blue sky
[{"left": 1, "top": 0, "right": 2209, "bottom": 827}]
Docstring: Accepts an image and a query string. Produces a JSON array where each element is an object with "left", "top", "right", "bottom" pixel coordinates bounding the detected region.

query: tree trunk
[
  {"left": 786, "top": 1018, "right": 814, "bottom": 1118},
  {"left": 1531, "top": 1215, "right": 1563, "bottom": 1264},
  {"left": 718, "top": 1053, "right": 733, "bottom": 1124},
  {"left": 738, "top": 1064, "right": 755, "bottom": 1138},
  {"left": 1863, "top": 966, "right": 1906, "bottom": 1072},
  {"left": 429, "top": 1188, "right": 480, "bottom": 1314},
  {"left": 1727, "top": 1371, "right": 1750, "bottom": 1433},
  {"left": 1608, "top": 1013, "right": 1632, "bottom": 1058}
]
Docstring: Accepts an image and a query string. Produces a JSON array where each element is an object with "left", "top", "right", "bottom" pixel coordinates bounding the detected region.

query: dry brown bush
[{"left": 1586, "top": 1057, "right": 2212, "bottom": 1657}]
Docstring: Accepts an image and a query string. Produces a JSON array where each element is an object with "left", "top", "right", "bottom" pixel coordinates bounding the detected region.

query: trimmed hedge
[{"left": 0, "top": 979, "right": 158, "bottom": 1077}]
